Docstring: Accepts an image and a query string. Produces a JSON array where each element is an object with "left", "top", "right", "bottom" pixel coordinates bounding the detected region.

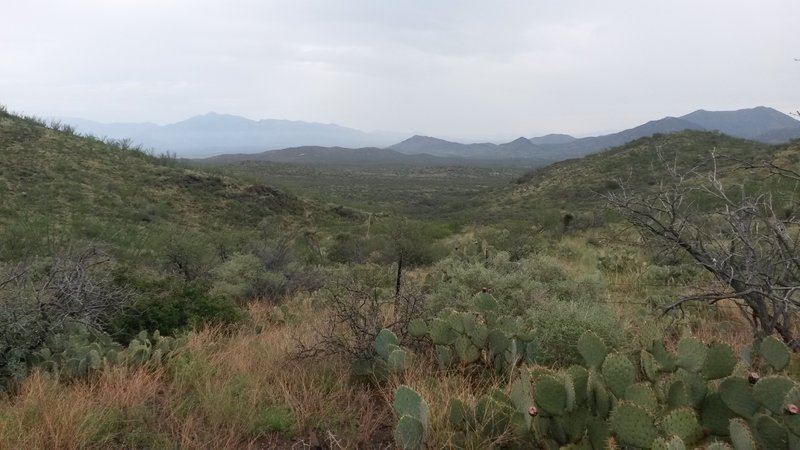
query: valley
[{"left": 1, "top": 105, "right": 799, "bottom": 449}]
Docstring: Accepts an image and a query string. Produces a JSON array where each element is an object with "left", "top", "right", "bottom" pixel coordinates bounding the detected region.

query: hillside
[
  {"left": 387, "top": 106, "right": 800, "bottom": 162},
  {"left": 680, "top": 106, "right": 800, "bottom": 141},
  {"left": 487, "top": 131, "right": 796, "bottom": 224},
  {"left": 0, "top": 111, "right": 306, "bottom": 260},
  {"left": 198, "top": 145, "right": 473, "bottom": 167}
]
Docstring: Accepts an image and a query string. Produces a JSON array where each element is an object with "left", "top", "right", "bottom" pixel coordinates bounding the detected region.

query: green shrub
[
  {"left": 112, "top": 283, "right": 239, "bottom": 341},
  {"left": 525, "top": 301, "right": 625, "bottom": 366}
]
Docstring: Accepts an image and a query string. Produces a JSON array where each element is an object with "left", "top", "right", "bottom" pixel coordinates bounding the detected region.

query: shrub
[
  {"left": 112, "top": 283, "right": 239, "bottom": 342},
  {"left": 525, "top": 301, "right": 625, "bottom": 366}
]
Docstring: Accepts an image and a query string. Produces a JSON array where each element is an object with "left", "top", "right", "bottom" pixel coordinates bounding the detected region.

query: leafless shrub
[
  {"left": 605, "top": 150, "right": 800, "bottom": 349},
  {"left": 295, "top": 268, "right": 426, "bottom": 360}
]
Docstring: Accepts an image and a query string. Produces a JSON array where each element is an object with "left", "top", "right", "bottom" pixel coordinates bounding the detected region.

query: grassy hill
[
  {"left": 485, "top": 131, "right": 798, "bottom": 226},
  {"left": 0, "top": 110, "right": 308, "bottom": 261}
]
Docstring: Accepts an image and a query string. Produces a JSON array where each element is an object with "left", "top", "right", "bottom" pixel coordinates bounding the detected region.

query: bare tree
[
  {"left": 605, "top": 151, "right": 800, "bottom": 349},
  {"left": 0, "top": 244, "right": 132, "bottom": 383}
]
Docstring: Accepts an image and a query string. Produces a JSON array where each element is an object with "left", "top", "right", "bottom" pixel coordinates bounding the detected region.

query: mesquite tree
[{"left": 605, "top": 151, "right": 800, "bottom": 350}]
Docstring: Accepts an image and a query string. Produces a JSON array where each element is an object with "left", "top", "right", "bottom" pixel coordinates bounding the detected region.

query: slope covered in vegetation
[{"left": 1, "top": 110, "right": 799, "bottom": 449}]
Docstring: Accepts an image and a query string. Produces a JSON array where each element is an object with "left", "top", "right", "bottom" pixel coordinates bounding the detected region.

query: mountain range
[
  {"left": 389, "top": 107, "right": 800, "bottom": 161},
  {"left": 63, "top": 113, "right": 402, "bottom": 157},
  {"left": 65, "top": 106, "right": 800, "bottom": 161}
]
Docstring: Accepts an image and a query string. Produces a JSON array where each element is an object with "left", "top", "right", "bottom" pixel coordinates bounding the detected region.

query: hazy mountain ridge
[
  {"left": 389, "top": 106, "right": 799, "bottom": 161},
  {"left": 64, "top": 112, "right": 401, "bottom": 156},
  {"left": 66, "top": 106, "right": 800, "bottom": 162}
]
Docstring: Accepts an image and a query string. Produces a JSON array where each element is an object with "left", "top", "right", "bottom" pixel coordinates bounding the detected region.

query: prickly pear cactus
[
  {"left": 759, "top": 336, "right": 790, "bottom": 371},
  {"left": 578, "top": 331, "right": 607, "bottom": 369},
  {"left": 394, "top": 385, "right": 430, "bottom": 450},
  {"left": 610, "top": 401, "right": 658, "bottom": 449}
]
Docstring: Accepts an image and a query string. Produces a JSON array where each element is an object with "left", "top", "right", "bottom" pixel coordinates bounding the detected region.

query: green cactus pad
[
  {"left": 753, "top": 376, "right": 796, "bottom": 414},
  {"left": 387, "top": 347, "right": 411, "bottom": 373},
  {"left": 610, "top": 401, "right": 658, "bottom": 449},
  {"left": 408, "top": 319, "right": 428, "bottom": 338},
  {"left": 601, "top": 353, "right": 636, "bottom": 398},
  {"left": 652, "top": 340, "right": 678, "bottom": 372},
  {"left": 454, "top": 336, "right": 481, "bottom": 365},
  {"left": 783, "top": 385, "right": 800, "bottom": 436},
  {"left": 435, "top": 345, "right": 454, "bottom": 369},
  {"left": 677, "top": 370, "right": 707, "bottom": 407},
  {"left": 577, "top": 331, "right": 607, "bottom": 369},
  {"left": 700, "top": 393, "right": 737, "bottom": 436},
  {"left": 561, "top": 408, "right": 590, "bottom": 443},
  {"left": 588, "top": 371, "right": 611, "bottom": 418},
  {"left": 394, "top": 416, "right": 425, "bottom": 450},
  {"left": 624, "top": 383, "right": 658, "bottom": 411},
  {"left": 394, "top": 385, "right": 429, "bottom": 440},
  {"left": 676, "top": 337, "right": 706, "bottom": 373},
  {"left": 760, "top": 336, "right": 790, "bottom": 371},
  {"left": 510, "top": 377, "right": 534, "bottom": 428},
  {"left": 754, "top": 414, "right": 788, "bottom": 450},
  {"left": 375, "top": 328, "right": 400, "bottom": 359},
  {"left": 660, "top": 407, "right": 702, "bottom": 444},
  {"left": 567, "top": 365, "right": 589, "bottom": 405},
  {"left": 641, "top": 350, "right": 659, "bottom": 382},
  {"left": 535, "top": 374, "right": 568, "bottom": 416},
  {"left": 504, "top": 339, "right": 523, "bottom": 368},
  {"left": 702, "top": 342, "right": 737, "bottom": 380},
  {"left": 719, "top": 377, "right": 759, "bottom": 418},
  {"left": 429, "top": 318, "right": 458, "bottom": 346},
  {"left": 587, "top": 416, "right": 609, "bottom": 450},
  {"left": 665, "top": 378, "right": 691, "bottom": 408},
  {"left": 466, "top": 321, "right": 488, "bottom": 349},
  {"left": 474, "top": 291, "right": 498, "bottom": 313},
  {"left": 729, "top": 418, "right": 756, "bottom": 450},
  {"left": 488, "top": 329, "right": 510, "bottom": 355}
]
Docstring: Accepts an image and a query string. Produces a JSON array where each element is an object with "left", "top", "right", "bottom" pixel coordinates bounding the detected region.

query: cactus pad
[
  {"left": 754, "top": 414, "right": 788, "bottom": 450},
  {"left": 578, "top": 331, "right": 607, "bottom": 369},
  {"left": 676, "top": 337, "right": 706, "bottom": 373},
  {"left": 700, "top": 393, "right": 737, "bottom": 436},
  {"left": 719, "top": 377, "right": 759, "bottom": 418},
  {"left": 375, "top": 328, "right": 399, "bottom": 359},
  {"left": 729, "top": 418, "right": 756, "bottom": 450},
  {"left": 454, "top": 336, "right": 481, "bottom": 365},
  {"left": 660, "top": 407, "right": 702, "bottom": 444},
  {"left": 752, "top": 376, "right": 796, "bottom": 414},
  {"left": 408, "top": 319, "right": 428, "bottom": 338},
  {"left": 610, "top": 401, "right": 658, "bottom": 449},
  {"left": 702, "top": 342, "right": 736, "bottom": 380},
  {"left": 760, "top": 336, "right": 790, "bottom": 371},
  {"left": 534, "top": 374, "right": 568, "bottom": 416},
  {"left": 601, "top": 353, "right": 636, "bottom": 398},
  {"left": 624, "top": 383, "right": 658, "bottom": 411},
  {"left": 394, "top": 416, "right": 425, "bottom": 450}
]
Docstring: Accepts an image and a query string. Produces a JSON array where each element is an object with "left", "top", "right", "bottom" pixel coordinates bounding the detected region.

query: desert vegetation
[{"left": 1, "top": 106, "right": 799, "bottom": 449}]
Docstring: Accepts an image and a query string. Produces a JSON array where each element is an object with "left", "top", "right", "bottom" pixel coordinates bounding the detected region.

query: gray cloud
[{"left": 1, "top": 0, "right": 797, "bottom": 138}]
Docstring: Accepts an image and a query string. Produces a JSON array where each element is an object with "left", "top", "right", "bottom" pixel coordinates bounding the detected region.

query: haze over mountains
[{"left": 65, "top": 106, "right": 800, "bottom": 162}]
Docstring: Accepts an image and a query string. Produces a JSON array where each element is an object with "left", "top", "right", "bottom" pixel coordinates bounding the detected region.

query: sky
[{"left": 1, "top": 0, "right": 798, "bottom": 139}]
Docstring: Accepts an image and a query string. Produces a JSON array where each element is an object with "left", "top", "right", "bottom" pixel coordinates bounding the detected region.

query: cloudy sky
[{"left": 1, "top": 0, "right": 798, "bottom": 139}]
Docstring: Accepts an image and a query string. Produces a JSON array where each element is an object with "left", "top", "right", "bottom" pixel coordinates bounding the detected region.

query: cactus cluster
[
  {"left": 27, "top": 322, "right": 184, "bottom": 379},
  {"left": 400, "top": 330, "right": 799, "bottom": 449},
  {"left": 408, "top": 291, "right": 538, "bottom": 373},
  {"left": 394, "top": 385, "right": 430, "bottom": 449},
  {"left": 351, "top": 328, "right": 413, "bottom": 379},
  {"left": 507, "top": 331, "right": 800, "bottom": 449}
]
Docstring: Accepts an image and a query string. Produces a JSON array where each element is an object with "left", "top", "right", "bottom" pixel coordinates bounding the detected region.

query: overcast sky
[{"left": 1, "top": 0, "right": 798, "bottom": 139}]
